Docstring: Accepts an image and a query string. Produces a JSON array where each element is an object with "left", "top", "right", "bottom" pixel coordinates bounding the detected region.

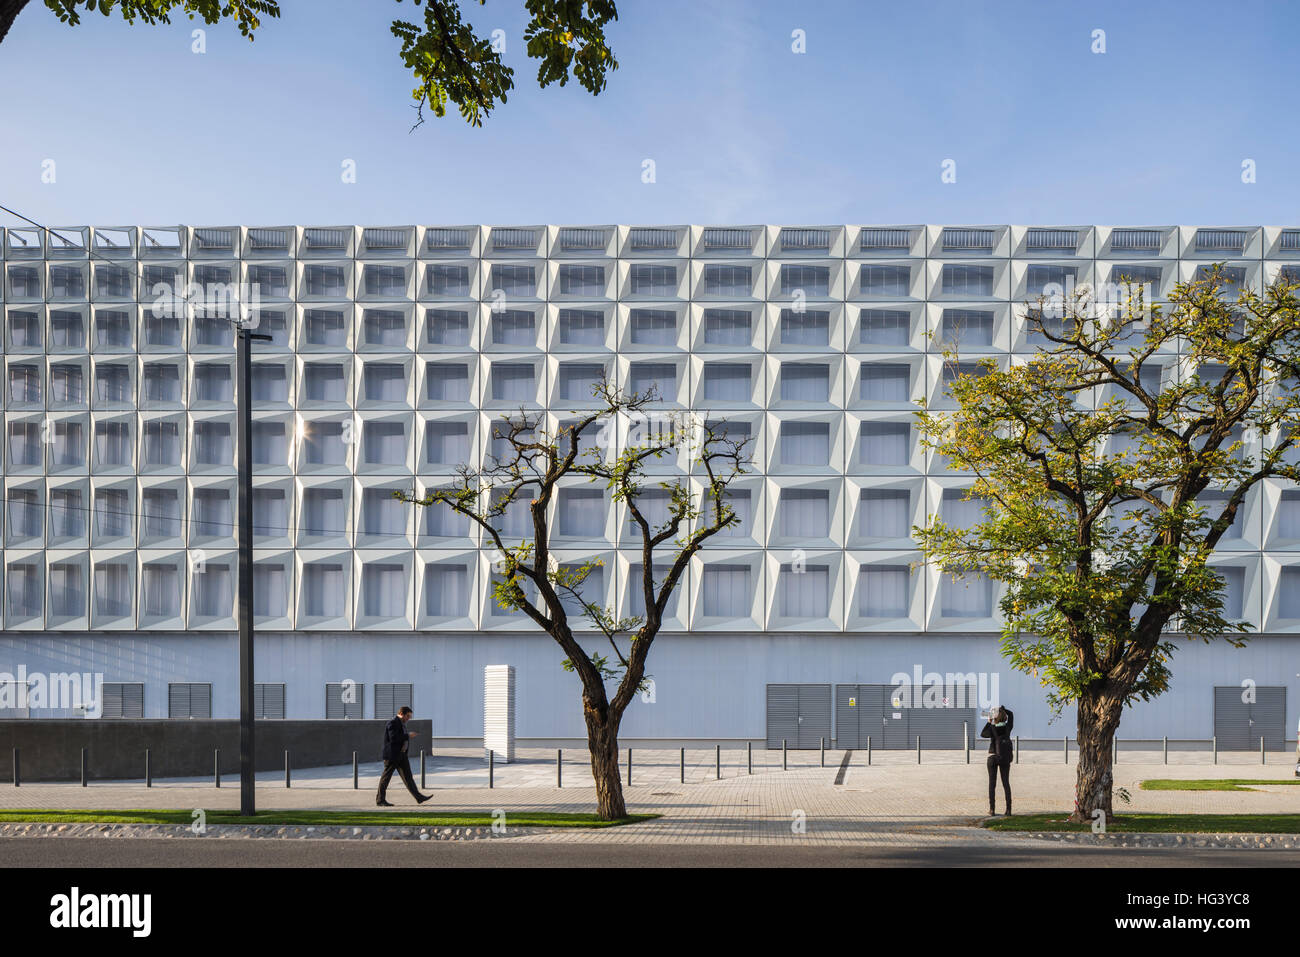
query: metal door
[
  {"left": 766, "top": 683, "right": 831, "bottom": 749},
  {"left": 1214, "top": 686, "right": 1287, "bottom": 750}
]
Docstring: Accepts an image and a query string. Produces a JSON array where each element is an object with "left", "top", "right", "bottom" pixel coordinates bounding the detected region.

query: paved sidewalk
[{"left": 4, "top": 749, "right": 1299, "bottom": 847}]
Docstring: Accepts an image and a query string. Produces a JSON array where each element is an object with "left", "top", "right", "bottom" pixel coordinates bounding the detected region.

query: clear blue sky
[{"left": 2, "top": 0, "right": 1298, "bottom": 227}]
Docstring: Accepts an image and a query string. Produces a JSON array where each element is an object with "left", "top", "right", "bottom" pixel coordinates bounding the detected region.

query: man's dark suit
[{"left": 376, "top": 714, "right": 422, "bottom": 803}]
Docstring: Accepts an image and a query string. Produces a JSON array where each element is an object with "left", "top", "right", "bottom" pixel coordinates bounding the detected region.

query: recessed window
[
  {"left": 940, "top": 264, "right": 994, "bottom": 296},
  {"left": 426, "top": 309, "right": 470, "bottom": 346},
  {"left": 777, "top": 564, "right": 829, "bottom": 617},
  {"left": 859, "top": 422, "right": 909, "bottom": 466},
  {"left": 779, "top": 421, "right": 830, "bottom": 466},
  {"left": 780, "top": 362, "right": 829, "bottom": 402},
  {"left": 426, "top": 263, "right": 470, "bottom": 297},
  {"left": 702, "top": 363, "right": 751, "bottom": 402},
  {"left": 779, "top": 309, "right": 830, "bottom": 346},
  {"left": 858, "top": 565, "right": 909, "bottom": 618},
  {"left": 559, "top": 309, "right": 605, "bottom": 345},
  {"left": 860, "top": 264, "right": 910, "bottom": 296},
  {"left": 859, "top": 309, "right": 910, "bottom": 346},
  {"left": 859, "top": 364, "right": 910, "bottom": 401},
  {"left": 629, "top": 264, "right": 676, "bottom": 296},
  {"left": 778, "top": 488, "right": 830, "bottom": 538},
  {"left": 426, "top": 364, "right": 470, "bottom": 401},
  {"left": 558, "top": 264, "right": 605, "bottom": 296},
  {"left": 629, "top": 308, "right": 676, "bottom": 345},
  {"left": 780, "top": 264, "right": 829, "bottom": 296},
  {"left": 858, "top": 488, "right": 910, "bottom": 538},
  {"left": 703, "top": 308, "right": 751, "bottom": 345},
  {"left": 701, "top": 564, "right": 750, "bottom": 617}
]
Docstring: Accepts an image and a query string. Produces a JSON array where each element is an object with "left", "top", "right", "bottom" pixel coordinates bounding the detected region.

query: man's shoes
[
  {"left": 416, "top": 794, "right": 432, "bottom": 804},
  {"left": 376, "top": 800, "right": 394, "bottom": 807}
]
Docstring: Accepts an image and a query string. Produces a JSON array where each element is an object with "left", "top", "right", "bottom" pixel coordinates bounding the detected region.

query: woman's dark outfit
[{"left": 979, "top": 710, "right": 1014, "bottom": 815}]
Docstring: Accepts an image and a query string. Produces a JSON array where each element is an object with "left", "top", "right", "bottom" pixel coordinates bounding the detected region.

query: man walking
[{"left": 376, "top": 706, "right": 431, "bottom": 806}]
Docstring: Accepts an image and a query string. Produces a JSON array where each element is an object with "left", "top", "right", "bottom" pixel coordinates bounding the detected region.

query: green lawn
[
  {"left": 983, "top": 813, "right": 1300, "bottom": 834},
  {"left": 0, "top": 809, "right": 657, "bottom": 829},
  {"left": 1140, "top": 778, "right": 1300, "bottom": 792}
]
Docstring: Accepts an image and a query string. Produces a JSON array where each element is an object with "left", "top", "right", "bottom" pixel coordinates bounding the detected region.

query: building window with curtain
[
  {"left": 779, "top": 309, "right": 830, "bottom": 346},
  {"left": 362, "top": 265, "right": 407, "bottom": 297},
  {"left": 629, "top": 264, "right": 676, "bottom": 296},
  {"left": 253, "top": 563, "right": 288, "bottom": 618},
  {"left": 94, "top": 563, "right": 132, "bottom": 618},
  {"left": 491, "top": 363, "right": 536, "bottom": 401},
  {"left": 702, "top": 363, "right": 751, "bottom": 402},
  {"left": 860, "top": 264, "right": 910, "bottom": 296},
  {"left": 362, "top": 421, "right": 407, "bottom": 466},
  {"left": 426, "top": 363, "right": 470, "bottom": 401},
  {"left": 192, "top": 563, "right": 233, "bottom": 617},
  {"left": 777, "top": 564, "right": 830, "bottom": 617},
  {"left": 557, "top": 487, "right": 606, "bottom": 538},
  {"left": 7, "top": 488, "right": 42, "bottom": 540},
  {"left": 858, "top": 565, "right": 909, "bottom": 618},
  {"left": 302, "top": 422, "right": 347, "bottom": 465},
  {"left": 302, "top": 564, "right": 345, "bottom": 618},
  {"left": 780, "top": 264, "right": 830, "bottom": 296},
  {"left": 703, "top": 308, "right": 751, "bottom": 345},
  {"left": 940, "top": 264, "right": 995, "bottom": 296},
  {"left": 628, "top": 362, "right": 676, "bottom": 399},
  {"left": 425, "top": 563, "right": 468, "bottom": 616},
  {"left": 491, "top": 310, "right": 535, "bottom": 346},
  {"left": 628, "top": 309, "right": 676, "bottom": 345},
  {"left": 361, "top": 563, "right": 407, "bottom": 618},
  {"left": 940, "top": 572, "right": 994, "bottom": 617},
  {"left": 426, "top": 309, "right": 470, "bottom": 345},
  {"left": 489, "top": 264, "right": 536, "bottom": 297},
  {"left": 703, "top": 264, "right": 752, "bottom": 296},
  {"left": 7, "top": 563, "right": 43, "bottom": 619},
  {"left": 558, "top": 309, "right": 604, "bottom": 345},
  {"left": 95, "top": 421, "right": 132, "bottom": 467},
  {"left": 859, "top": 363, "right": 910, "bottom": 402},
  {"left": 362, "top": 487, "right": 406, "bottom": 536},
  {"left": 780, "top": 362, "right": 830, "bottom": 402},
  {"left": 192, "top": 488, "right": 233, "bottom": 538},
  {"left": 558, "top": 264, "right": 605, "bottom": 296},
  {"left": 780, "top": 421, "right": 830, "bottom": 467},
  {"left": 778, "top": 488, "right": 830, "bottom": 538},
  {"left": 142, "top": 488, "right": 181, "bottom": 538},
  {"left": 363, "top": 363, "right": 407, "bottom": 402},
  {"left": 858, "top": 488, "right": 910, "bottom": 538},
  {"left": 143, "top": 420, "right": 181, "bottom": 466},
  {"left": 859, "top": 422, "right": 910, "bottom": 466},
  {"left": 304, "top": 309, "right": 347, "bottom": 346},
  {"left": 425, "top": 421, "right": 470, "bottom": 465},
  {"left": 301, "top": 487, "right": 345, "bottom": 538},
  {"left": 859, "top": 308, "right": 910, "bottom": 346},
  {"left": 700, "top": 564, "right": 751, "bottom": 617},
  {"left": 939, "top": 309, "right": 995, "bottom": 347},
  {"left": 144, "top": 314, "right": 182, "bottom": 348},
  {"left": 141, "top": 564, "right": 179, "bottom": 618},
  {"left": 52, "top": 421, "right": 85, "bottom": 467},
  {"left": 50, "top": 488, "right": 85, "bottom": 538},
  {"left": 192, "top": 421, "right": 233, "bottom": 465}
]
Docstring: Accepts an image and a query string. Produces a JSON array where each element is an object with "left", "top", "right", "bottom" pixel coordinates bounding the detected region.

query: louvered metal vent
[
  {"left": 1110, "top": 229, "right": 1161, "bottom": 251},
  {"left": 1026, "top": 228, "right": 1078, "bottom": 250},
  {"left": 363, "top": 228, "right": 408, "bottom": 249},
  {"left": 702, "top": 227, "right": 753, "bottom": 250},
  {"left": 375, "top": 683, "right": 414, "bottom": 718},
  {"left": 558, "top": 227, "right": 607, "bottom": 251},
  {"left": 193, "top": 228, "right": 233, "bottom": 250},
  {"left": 628, "top": 227, "right": 677, "bottom": 250},
  {"left": 491, "top": 227, "right": 537, "bottom": 250},
  {"left": 426, "top": 228, "right": 472, "bottom": 250},
  {"left": 1195, "top": 229, "right": 1246, "bottom": 253},
  {"left": 1280, "top": 231, "right": 1300, "bottom": 251},
  {"left": 304, "top": 227, "right": 349, "bottom": 250},
  {"left": 780, "top": 228, "right": 831, "bottom": 250},
  {"left": 859, "top": 228, "right": 911, "bottom": 250},
  {"left": 941, "top": 228, "right": 994, "bottom": 251},
  {"left": 248, "top": 228, "right": 288, "bottom": 251}
]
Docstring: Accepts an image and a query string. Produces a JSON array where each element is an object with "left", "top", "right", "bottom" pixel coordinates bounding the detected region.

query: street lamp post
[{"left": 236, "top": 323, "right": 273, "bottom": 816}]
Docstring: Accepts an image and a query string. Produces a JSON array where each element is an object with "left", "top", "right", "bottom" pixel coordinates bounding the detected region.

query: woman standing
[{"left": 980, "top": 705, "right": 1014, "bottom": 816}]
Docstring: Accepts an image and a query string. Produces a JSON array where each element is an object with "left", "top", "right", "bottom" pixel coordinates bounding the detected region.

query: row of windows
[
  {"left": 4, "top": 551, "right": 1299, "bottom": 629},
  {"left": 4, "top": 408, "right": 1292, "bottom": 476},
  {"left": 6, "top": 259, "right": 1288, "bottom": 303},
  {"left": 8, "top": 226, "right": 1298, "bottom": 261},
  {"left": 69, "top": 681, "right": 411, "bottom": 720},
  {"left": 7, "top": 477, "right": 1296, "bottom": 548}
]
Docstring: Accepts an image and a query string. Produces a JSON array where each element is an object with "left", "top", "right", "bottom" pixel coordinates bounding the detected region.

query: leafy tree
[
  {"left": 3, "top": 1, "right": 619, "bottom": 126},
  {"left": 916, "top": 269, "right": 1300, "bottom": 821},
  {"left": 398, "top": 374, "right": 749, "bottom": 820}
]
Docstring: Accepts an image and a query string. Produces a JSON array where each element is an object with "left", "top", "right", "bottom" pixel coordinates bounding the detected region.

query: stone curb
[
  {"left": 1017, "top": 830, "right": 1299, "bottom": 850},
  {"left": 0, "top": 822, "right": 534, "bottom": 842}
]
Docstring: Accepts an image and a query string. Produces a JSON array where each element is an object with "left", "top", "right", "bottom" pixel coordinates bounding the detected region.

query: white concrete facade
[{"left": 2, "top": 224, "right": 1298, "bottom": 738}]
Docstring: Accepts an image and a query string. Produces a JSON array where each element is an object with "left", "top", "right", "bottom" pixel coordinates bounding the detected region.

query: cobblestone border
[
  {"left": 1018, "top": 830, "right": 1299, "bottom": 850},
  {"left": 0, "top": 822, "right": 534, "bottom": 841}
]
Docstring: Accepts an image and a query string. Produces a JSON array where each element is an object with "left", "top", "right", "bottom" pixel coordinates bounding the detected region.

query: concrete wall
[
  {"left": 0, "top": 718, "right": 431, "bottom": 783},
  {"left": 0, "top": 630, "right": 1297, "bottom": 744}
]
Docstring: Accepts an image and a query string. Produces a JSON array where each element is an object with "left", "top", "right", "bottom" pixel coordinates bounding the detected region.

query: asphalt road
[{"left": 4, "top": 837, "right": 1298, "bottom": 867}]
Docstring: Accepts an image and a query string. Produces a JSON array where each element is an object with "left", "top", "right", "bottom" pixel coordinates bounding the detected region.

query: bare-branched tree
[{"left": 397, "top": 372, "right": 750, "bottom": 819}]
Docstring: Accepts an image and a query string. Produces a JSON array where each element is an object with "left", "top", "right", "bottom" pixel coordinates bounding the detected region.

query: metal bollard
[
  {"left": 420, "top": 750, "right": 426, "bottom": 789},
  {"left": 352, "top": 751, "right": 358, "bottom": 789},
  {"left": 214, "top": 749, "right": 221, "bottom": 788},
  {"left": 1113, "top": 738, "right": 1118, "bottom": 765},
  {"left": 747, "top": 741, "right": 752, "bottom": 775},
  {"left": 12, "top": 747, "right": 18, "bottom": 788},
  {"left": 916, "top": 735, "right": 921, "bottom": 764},
  {"left": 81, "top": 747, "right": 87, "bottom": 787},
  {"left": 716, "top": 744, "right": 721, "bottom": 780},
  {"left": 1261, "top": 735, "right": 1266, "bottom": 765},
  {"left": 820, "top": 736, "right": 825, "bottom": 768},
  {"left": 284, "top": 750, "right": 290, "bottom": 788},
  {"left": 680, "top": 747, "right": 685, "bottom": 784},
  {"left": 1064, "top": 735, "right": 1068, "bottom": 764},
  {"left": 488, "top": 749, "right": 494, "bottom": 788},
  {"left": 145, "top": 749, "right": 151, "bottom": 788},
  {"left": 557, "top": 749, "right": 562, "bottom": 788},
  {"left": 1015, "top": 735, "right": 1020, "bottom": 764},
  {"left": 1163, "top": 736, "right": 1168, "bottom": 765},
  {"left": 1212, "top": 736, "right": 1217, "bottom": 764},
  {"left": 627, "top": 748, "right": 632, "bottom": 787},
  {"left": 964, "top": 723, "right": 970, "bottom": 764},
  {"left": 782, "top": 739, "right": 788, "bottom": 770},
  {"left": 866, "top": 735, "right": 872, "bottom": 766}
]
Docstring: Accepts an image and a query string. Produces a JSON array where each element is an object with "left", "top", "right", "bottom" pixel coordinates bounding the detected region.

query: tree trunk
[
  {"left": 583, "top": 700, "right": 626, "bottom": 820},
  {"left": 1070, "top": 689, "right": 1123, "bottom": 823}
]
